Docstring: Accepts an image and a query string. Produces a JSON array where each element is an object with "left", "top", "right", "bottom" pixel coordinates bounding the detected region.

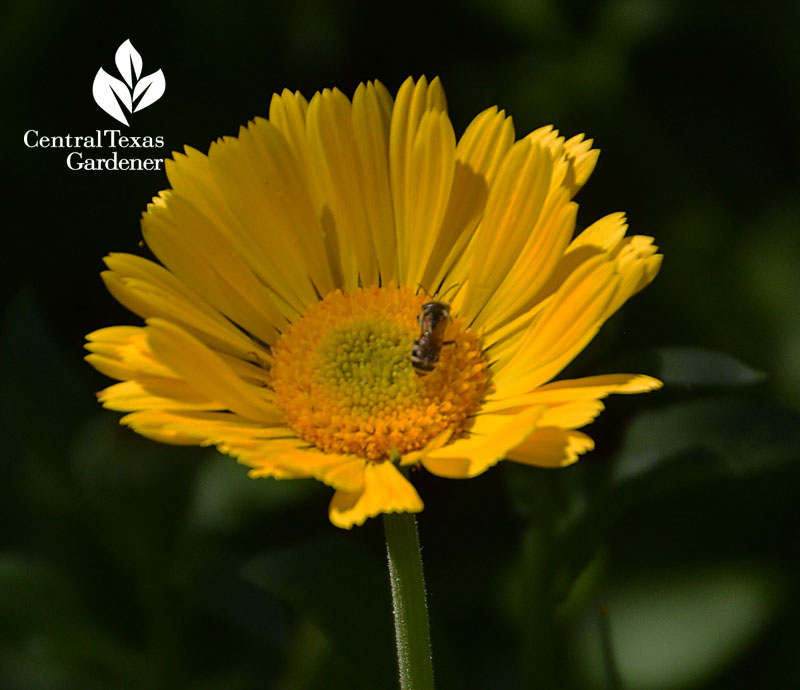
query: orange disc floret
[{"left": 271, "top": 284, "right": 489, "bottom": 461}]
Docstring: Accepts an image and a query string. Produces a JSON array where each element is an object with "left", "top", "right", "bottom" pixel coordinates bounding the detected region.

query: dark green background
[{"left": 4, "top": 1, "right": 800, "bottom": 688}]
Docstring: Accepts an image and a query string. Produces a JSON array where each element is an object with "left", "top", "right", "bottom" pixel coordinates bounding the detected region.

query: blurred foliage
[{"left": 3, "top": 0, "right": 800, "bottom": 688}]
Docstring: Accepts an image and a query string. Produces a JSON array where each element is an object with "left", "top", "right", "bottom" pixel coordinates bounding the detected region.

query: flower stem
[{"left": 383, "top": 512, "right": 434, "bottom": 690}]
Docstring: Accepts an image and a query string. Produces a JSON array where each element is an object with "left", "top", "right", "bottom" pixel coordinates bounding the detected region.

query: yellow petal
[
  {"left": 85, "top": 326, "right": 174, "bottom": 379},
  {"left": 466, "top": 130, "right": 600, "bottom": 333},
  {"left": 563, "top": 133, "right": 599, "bottom": 194},
  {"left": 118, "top": 409, "right": 313, "bottom": 483},
  {"left": 421, "top": 162, "right": 487, "bottom": 293},
  {"left": 456, "top": 106, "right": 515, "bottom": 184},
  {"left": 482, "top": 373, "right": 664, "bottom": 413},
  {"left": 119, "top": 410, "right": 211, "bottom": 445},
  {"left": 480, "top": 296, "right": 550, "bottom": 370},
  {"left": 329, "top": 462, "right": 423, "bottom": 529},
  {"left": 507, "top": 428, "right": 595, "bottom": 467},
  {"left": 525, "top": 125, "right": 568, "bottom": 190},
  {"left": 603, "top": 235, "right": 663, "bottom": 318},
  {"left": 420, "top": 107, "right": 515, "bottom": 291},
  {"left": 215, "top": 351, "right": 272, "bottom": 389},
  {"left": 526, "top": 130, "right": 598, "bottom": 197},
  {"left": 246, "top": 117, "right": 339, "bottom": 295},
  {"left": 307, "top": 88, "right": 379, "bottom": 288},
  {"left": 352, "top": 80, "right": 398, "bottom": 284},
  {"left": 529, "top": 215, "right": 658, "bottom": 315},
  {"left": 101, "top": 254, "right": 269, "bottom": 360},
  {"left": 421, "top": 406, "right": 545, "bottom": 478},
  {"left": 536, "top": 400, "right": 605, "bottom": 429},
  {"left": 85, "top": 353, "right": 136, "bottom": 381},
  {"left": 477, "top": 188, "right": 577, "bottom": 331},
  {"left": 160, "top": 148, "right": 309, "bottom": 327},
  {"left": 492, "top": 258, "right": 619, "bottom": 396},
  {"left": 205, "top": 121, "right": 332, "bottom": 307},
  {"left": 141, "top": 191, "right": 287, "bottom": 343},
  {"left": 457, "top": 139, "right": 553, "bottom": 323},
  {"left": 390, "top": 76, "right": 448, "bottom": 280},
  {"left": 268, "top": 89, "right": 316, "bottom": 199},
  {"left": 570, "top": 212, "right": 628, "bottom": 252},
  {"left": 269, "top": 88, "right": 354, "bottom": 288},
  {"left": 243, "top": 448, "right": 366, "bottom": 492},
  {"left": 399, "top": 428, "right": 453, "bottom": 466},
  {"left": 540, "top": 373, "right": 663, "bottom": 396},
  {"left": 120, "top": 408, "right": 282, "bottom": 442},
  {"left": 403, "top": 109, "right": 456, "bottom": 288},
  {"left": 98, "top": 378, "right": 217, "bottom": 411},
  {"left": 145, "top": 319, "right": 279, "bottom": 423}
]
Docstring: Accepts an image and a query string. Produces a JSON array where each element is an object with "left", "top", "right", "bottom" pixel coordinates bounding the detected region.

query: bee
[{"left": 411, "top": 301, "right": 452, "bottom": 374}]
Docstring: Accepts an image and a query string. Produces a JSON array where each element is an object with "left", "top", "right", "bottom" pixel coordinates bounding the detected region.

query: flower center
[{"left": 271, "top": 285, "right": 490, "bottom": 461}]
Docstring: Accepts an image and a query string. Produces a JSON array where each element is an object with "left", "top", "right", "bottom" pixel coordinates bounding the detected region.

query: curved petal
[
  {"left": 329, "top": 462, "right": 423, "bottom": 529},
  {"left": 352, "top": 80, "right": 398, "bottom": 284},
  {"left": 403, "top": 109, "right": 456, "bottom": 288},
  {"left": 536, "top": 399, "right": 605, "bottom": 429},
  {"left": 456, "top": 106, "right": 516, "bottom": 184},
  {"left": 491, "top": 257, "right": 619, "bottom": 396},
  {"left": 390, "top": 76, "right": 448, "bottom": 282},
  {"left": 162, "top": 145, "right": 316, "bottom": 325},
  {"left": 268, "top": 90, "right": 317, "bottom": 202},
  {"left": 145, "top": 319, "right": 279, "bottom": 423},
  {"left": 120, "top": 408, "right": 285, "bottom": 444},
  {"left": 243, "top": 447, "right": 367, "bottom": 492},
  {"left": 603, "top": 235, "right": 663, "bottom": 318},
  {"left": 455, "top": 139, "right": 553, "bottom": 324},
  {"left": 571, "top": 212, "right": 629, "bottom": 252},
  {"left": 101, "top": 254, "right": 270, "bottom": 360},
  {"left": 119, "top": 410, "right": 218, "bottom": 446},
  {"left": 205, "top": 121, "right": 332, "bottom": 309},
  {"left": 477, "top": 188, "right": 577, "bottom": 332},
  {"left": 307, "top": 88, "right": 379, "bottom": 288},
  {"left": 399, "top": 428, "right": 453, "bottom": 466},
  {"left": 142, "top": 189, "right": 288, "bottom": 343},
  {"left": 421, "top": 406, "right": 545, "bottom": 478},
  {"left": 481, "top": 373, "right": 663, "bottom": 413},
  {"left": 98, "top": 378, "right": 219, "bottom": 412},
  {"left": 528, "top": 214, "right": 661, "bottom": 317},
  {"left": 422, "top": 106, "right": 513, "bottom": 291},
  {"left": 563, "top": 133, "right": 599, "bottom": 194},
  {"left": 507, "top": 428, "right": 595, "bottom": 468},
  {"left": 537, "top": 373, "right": 663, "bottom": 397},
  {"left": 85, "top": 325, "right": 173, "bottom": 379}
]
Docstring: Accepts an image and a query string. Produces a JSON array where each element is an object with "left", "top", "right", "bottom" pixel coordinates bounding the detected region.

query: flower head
[{"left": 85, "top": 77, "right": 662, "bottom": 528}]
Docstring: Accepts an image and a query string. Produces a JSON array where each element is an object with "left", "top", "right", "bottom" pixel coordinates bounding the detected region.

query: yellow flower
[{"left": 85, "top": 77, "right": 662, "bottom": 529}]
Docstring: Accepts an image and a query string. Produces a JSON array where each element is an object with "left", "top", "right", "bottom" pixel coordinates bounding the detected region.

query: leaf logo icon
[{"left": 92, "top": 40, "right": 165, "bottom": 126}]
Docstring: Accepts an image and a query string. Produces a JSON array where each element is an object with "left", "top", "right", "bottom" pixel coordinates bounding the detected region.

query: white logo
[{"left": 93, "top": 39, "right": 165, "bottom": 126}]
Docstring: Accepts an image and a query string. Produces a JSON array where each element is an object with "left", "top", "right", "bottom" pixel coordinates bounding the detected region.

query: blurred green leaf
[
  {"left": 602, "top": 347, "right": 766, "bottom": 390},
  {"left": 568, "top": 565, "right": 785, "bottom": 690},
  {"left": 537, "top": 394, "right": 800, "bottom": 616},
  {"left": 243, "top": 537, "right": 395, "bottom": 689},
  {"left": 654, "top": 347, "right": 765, "bottom": 388},
  {"left": 612, "top": 396, "right": 800, "bottom": 486}
]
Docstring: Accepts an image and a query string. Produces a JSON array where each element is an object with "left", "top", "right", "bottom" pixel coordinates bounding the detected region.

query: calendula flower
[{"left": 85, "top": 76, "right": 662, "bottom": 529}]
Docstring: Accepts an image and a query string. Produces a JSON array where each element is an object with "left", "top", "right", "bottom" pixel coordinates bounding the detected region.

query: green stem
[{"left": 383, "top": 512, "right": 434, "bottom": 690}]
